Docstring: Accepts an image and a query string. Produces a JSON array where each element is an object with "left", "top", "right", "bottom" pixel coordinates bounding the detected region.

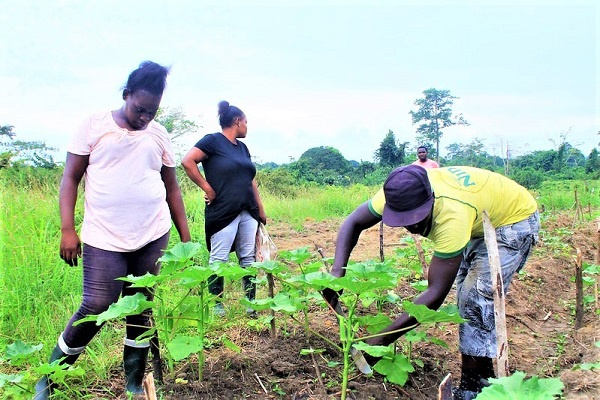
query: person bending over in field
[
  {"left": 35, "top": 61, "right": 190, "bottom": 399},
  {"left": 181, "top": 101, "right": 266, "bottom": 317},
  {"left": 325, "top": 165, "right": 538, "bottom": 400}
]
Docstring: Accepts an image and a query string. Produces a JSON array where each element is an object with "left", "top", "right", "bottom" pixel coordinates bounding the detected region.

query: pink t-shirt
[
  {"left": 67, "top": 111, "right": 175, "bottom": 252},
  {"left": 412, "top": 159, "right": 439, "bottom": 169}
]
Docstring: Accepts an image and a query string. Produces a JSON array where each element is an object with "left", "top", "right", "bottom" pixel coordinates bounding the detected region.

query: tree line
[{"left": 2, "top": 90, "right": 597, "bottom": 192}]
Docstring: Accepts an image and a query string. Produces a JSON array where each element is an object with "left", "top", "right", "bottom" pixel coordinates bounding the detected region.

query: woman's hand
[
  {"left": 259, "top": 211, "right": 267, "bottom": 225},
  {"left": 60, "top": 229, "right": 82, "bottom": 266},
  {"left": 204, "top": 187, "right": 216, "bottom": 205}
]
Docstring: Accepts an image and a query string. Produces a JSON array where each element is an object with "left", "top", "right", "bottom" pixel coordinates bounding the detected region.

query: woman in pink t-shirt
[{"left": 35, "top": 61, "right": 191, "bottom": 399}]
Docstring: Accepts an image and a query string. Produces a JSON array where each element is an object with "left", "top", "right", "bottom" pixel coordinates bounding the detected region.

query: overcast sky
[{"left": 1, "top": 0, "right": 597, "bottom": 164}]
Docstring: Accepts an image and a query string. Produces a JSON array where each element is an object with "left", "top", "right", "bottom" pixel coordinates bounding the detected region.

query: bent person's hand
[{"left": 322, "top": 287, "right": 342, "bottom": 310}]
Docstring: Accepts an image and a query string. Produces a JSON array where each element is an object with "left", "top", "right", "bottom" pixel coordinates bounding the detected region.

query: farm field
[
  {"left": 152, "top": 216, "right": 599, "bottom": 400},
  {"left": 1, "top": 171, "right": 600, "bottom": 399}
]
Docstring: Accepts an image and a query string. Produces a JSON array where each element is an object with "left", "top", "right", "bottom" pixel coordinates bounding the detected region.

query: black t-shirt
[{"left": 195, "top": 132, "right": 259, "bottom": 250}]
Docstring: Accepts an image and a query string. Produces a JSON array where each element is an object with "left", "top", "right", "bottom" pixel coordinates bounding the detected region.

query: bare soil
[{"left": 104, "top": 214, "right": 600, "bottom": 399}]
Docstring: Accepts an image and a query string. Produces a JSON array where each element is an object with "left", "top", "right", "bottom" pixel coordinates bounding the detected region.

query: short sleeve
[
  {"left": 195, "top": 134, "right": 218, "bottom": 156},
  {"left": 66, "top": 116, "right": 93, "bottom": 155},
  {"left": 367, "top": 187, "right": 386, "bottom": 218}
]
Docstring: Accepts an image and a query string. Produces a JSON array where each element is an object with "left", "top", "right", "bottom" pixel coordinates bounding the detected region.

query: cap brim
[{"left": 382, "top": 196, "right": 433, "bottom": 227}]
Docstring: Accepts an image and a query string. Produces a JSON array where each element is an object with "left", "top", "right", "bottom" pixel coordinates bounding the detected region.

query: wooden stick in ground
[
  {"left": 412, "top": 233, "right": 429, "bottom": 279},
  {"left": 379, "top": 221, "right": 385, "bottom": 262},
  {"left": 596, "top": 221, "right": 600, "bottom": 312},
  {"left": 575, "top": 247, "right": 584, "bottom": 330},
  {"left": 267, "top": 272, "right": 277, "bottom": 338},
  {"left": 437, "top": 373, "right": 453, "bottom": 400},
  {"left": 143, "top": 372, "right": 157, "bottom": 400},
  {"left": 481, "top": 211, "right": 509, "bottom": 377}
]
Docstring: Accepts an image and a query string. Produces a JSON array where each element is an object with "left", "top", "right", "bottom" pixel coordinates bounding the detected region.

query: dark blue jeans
[{"left": 61, "top": 233, "right": 169, "bottom": 349}]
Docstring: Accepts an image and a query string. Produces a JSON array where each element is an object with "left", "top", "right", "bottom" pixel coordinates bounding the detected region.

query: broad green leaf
[
  {"left": 242, "top": 297, "right": 274, "bottom": 311},
  {"left": 219, "top": 264, "right": 257, "bottom": 281},
  {"left": 478, "top": 371, "right": 564, "bottom": 400},
  {"left": 0, "top": 373, "right": 23, "bottom": 388},
  {"left": 3, "top": 340, "right": 43, "bottom": 365},
  {"left": 574, "top": 362, "right": 600, "bottom": 370},
  {"left": 410, "top": 280, "right": 428, "bottom": 292},
  {"left": 252, "top": 260, "right": 286, "bottom": 274},
  {"left": 222, "top": 338, "right": 241, "bottom": 353},
  {"left": 383, "top": 290, "right": 401, "bottom": 304},
  {"left": 402, "top": 301, "right": 465, "bottom": 324},
  {"left": 373, "top": 353, "right": 414, "bottom": 385},
  {"left": 166, "top": 335, "right": 204, "bottom": 361},
  {"left": 271, "top": 292, "right": 307, "bottom": 313},
  {"left": 117, "top": 272, "right": 161, "bottom": 288},
  {"left": 172, "top": 265, "right": 215, "bottom": 288},
  {"left": 34, "top": 362, "right": 85, "bottom": 383},
  {"left": 404, "top": 330, "right": 427, "bottom": 343},
  {"left": 356, "top": 313, "right": 392, "bottom": 334},
  {"left": 353, "top": 342, "right": 393, "bottom": 358},
  {"left": 279, "top": 247, "right": 313, "bottom": 265},
  {"left": 428, "top": 337, "right": 450, "bottom": 349},
  {"left": 73, "top": 292, "right": 154, "bottom": 326},
  {"left": 159, "top": 241, "right": 203, "bottom": 263}
]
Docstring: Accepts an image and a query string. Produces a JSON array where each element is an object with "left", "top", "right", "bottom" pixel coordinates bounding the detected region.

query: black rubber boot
[
  {"left": 123, "top": 345, "right": 149, "bottom": 394},
  {"left": 453, "top": 355, "right": 494, "bottom": 399},
  {"left": 208, "top": 274, "right": 224, "bottom": 298},
  {"left": 34, "top": 345, "right": 81, "bottom": 400},
  {"left": 243, "top": 276, "right": 257, "bottom": 317},
  {"left": 242, "top": 276, "right": 256, "bottom": 301}
]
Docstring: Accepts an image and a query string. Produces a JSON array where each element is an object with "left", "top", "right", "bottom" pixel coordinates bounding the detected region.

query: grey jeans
[
  {"left": 456, "top": 211, "right": 539, "bottom": 358},
  {"left": 208, "top": 210, "right": 258, "bottom": 297}
]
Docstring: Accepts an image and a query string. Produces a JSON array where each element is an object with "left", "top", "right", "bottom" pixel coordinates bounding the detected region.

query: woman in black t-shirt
[{"left": 182, "top": 101, "right": 266, "bottom": 316}]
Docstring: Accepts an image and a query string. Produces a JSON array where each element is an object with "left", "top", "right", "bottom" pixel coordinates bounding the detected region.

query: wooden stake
[
  {"left": 143, "top": 372, "right": 157, "bottom": 400},
  {"left": 481, "top": 211, "right": 509, "bottom": 377},
  {"left": 379, "top": 221, "right": 385, "bottom": 262},
  {"left": 412, "top": 234, "right": 429, "bottom": 279},
  {"left": 575, "top": 248, "right": 584, "bottom": 330},
  {"left": 267, "top": 272, "right": 277, "bottom": 338}
]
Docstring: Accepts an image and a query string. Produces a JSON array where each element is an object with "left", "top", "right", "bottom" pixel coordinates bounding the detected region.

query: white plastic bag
[{"left": 255, "top": 223, "right": 277, "bottom": 261}]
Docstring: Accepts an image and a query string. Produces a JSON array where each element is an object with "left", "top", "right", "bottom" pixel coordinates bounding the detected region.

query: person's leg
[
  {"left": 455, "top": 212, "right": 539, "bottom": 397},
  {"left": 208, "top": 215, "right": 241, "bottom": 310},
  {"left": 36, "top": 245, "right": 127, "bottom": 399},
  {"left": 121, "top": 232, "right": 169, "bottom": 394},
  {"left": 234, "top": 211, "right": 259, "bottom": 302},
  {"left": 62, "top": 244, "right": 128, "bottom": 347}
]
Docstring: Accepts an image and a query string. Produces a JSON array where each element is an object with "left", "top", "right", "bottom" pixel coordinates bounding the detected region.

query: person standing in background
[
  {"left": 412, "top": 146, "right": 439, "bottom": 169},
  {"left": 36, "top": 61, "right": 191, "bottom": 399},
  {"left": 181, "top": 101, "right": 266, "bottom": 317}
]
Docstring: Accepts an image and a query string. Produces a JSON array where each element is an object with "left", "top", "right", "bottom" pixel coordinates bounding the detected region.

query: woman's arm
[
  {"left": 161, "top": 166, "right": 191, "bottom": 242},
  {"left": 181, "top": 147, "right": 215, "bottom": 203},
  {"left": 252, "top": 179, "right": 267, "bottom": 224},
  {"left": 59, "top": 152, "right": 89, "bottom": 266}
]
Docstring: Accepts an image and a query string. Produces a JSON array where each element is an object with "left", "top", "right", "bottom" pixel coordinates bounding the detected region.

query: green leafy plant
[
  {"left": 0, "top": 340, "right": 84, "bottom": 399},
  {"left": 477, "top": 371, "right": 564, "bottom": 400}
]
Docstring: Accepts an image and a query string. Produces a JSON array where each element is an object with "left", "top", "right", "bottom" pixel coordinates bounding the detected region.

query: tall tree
[
  {"left": 374, "top": 129, "right": 407, "bottom": 167},
  {"left": 409, "top": 88, "right": 469, "bottom": 163},
  {"left": 586, "top": 148, "right": 599, "bottom": 174}
]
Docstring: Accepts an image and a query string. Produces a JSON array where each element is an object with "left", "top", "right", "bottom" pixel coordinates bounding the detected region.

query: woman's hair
[
  {"left": 217, "top": 100, "right": 244, "bottom": 129},
  {"left": 123, "top": 61, "right": 170, "bottom": 96}
]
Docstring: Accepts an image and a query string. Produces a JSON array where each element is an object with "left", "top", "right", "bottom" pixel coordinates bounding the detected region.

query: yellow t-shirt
[{"left": 369, "top": 166, "right": 538, "bottom": 258}]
